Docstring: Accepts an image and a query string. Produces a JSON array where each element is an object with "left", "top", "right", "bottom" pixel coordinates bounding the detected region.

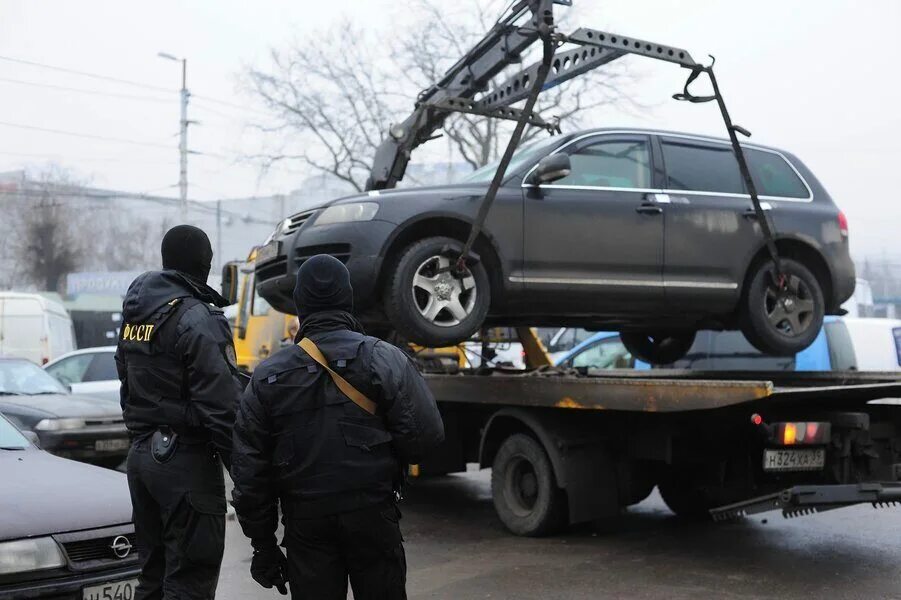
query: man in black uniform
[
  {"left": 116, "top": 225, "right": 242, "bottom": 600},
  {"left": 232, "top": 254, "right": 445, "bottom": 600}
]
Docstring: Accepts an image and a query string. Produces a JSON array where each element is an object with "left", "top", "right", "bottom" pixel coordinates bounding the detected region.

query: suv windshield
[
  {"left": 0, "top": 359, "right": 68, "bottom": 395},
  {"left": 0, "top": 415, "right": 30, "bottom": 449},
  {"left": 461, "top": 135, "right": 564, "bottom": 183}
]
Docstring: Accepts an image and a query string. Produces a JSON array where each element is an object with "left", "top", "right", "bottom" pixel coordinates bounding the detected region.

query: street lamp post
[{"left": 158, "top": 52, "right": 189, "bottom": 223}]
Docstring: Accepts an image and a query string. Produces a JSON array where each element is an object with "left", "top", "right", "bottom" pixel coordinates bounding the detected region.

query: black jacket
[
  {"left": 231, "top": 311, "right": 444, "bottom": 547},
  {"left": 115, "top": 270, "right": 241, "bottom": 466}
]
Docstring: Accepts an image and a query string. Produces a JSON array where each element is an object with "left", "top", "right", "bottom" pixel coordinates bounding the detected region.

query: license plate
[
  {"left": 256, "top": 241, "right": 280, "bottom": 264},
  {"left": 95, "top": 439, "right": 129, "bottom": 452},
  {"left": 763, "top": 448, "right": 825, "bottom": 472},
  {"left": 83, "top": 578, "right": 138, "bottom": 600}
]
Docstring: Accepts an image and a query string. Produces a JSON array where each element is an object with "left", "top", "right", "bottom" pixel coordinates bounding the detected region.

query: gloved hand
[{"left": 251, "top": 544, "right": 288, "bottom": 595}]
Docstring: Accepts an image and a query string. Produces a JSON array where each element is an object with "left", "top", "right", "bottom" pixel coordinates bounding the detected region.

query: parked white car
[
  {"left": 0, "top": 292, "right": 75, "bottom": 365},
  {"left": 842, "top": 318, "right": 901, "bottom": 371},
  {"left": 44, "top": 346, "right": 120, "bottom": 402}
]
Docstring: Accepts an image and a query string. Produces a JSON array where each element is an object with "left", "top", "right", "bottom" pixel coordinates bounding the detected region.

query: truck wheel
[
  {"left": 740, "top": 258, "right": 824, "bottom": 356},
  {"left": 491, "top": 433, "right": 566, "bottom": 536},
  {"left": 620, "top": 331, "right": 696, "bottom": 365},
  {"left": 384, "top": 236, "right": 490, "bottom": 347}
]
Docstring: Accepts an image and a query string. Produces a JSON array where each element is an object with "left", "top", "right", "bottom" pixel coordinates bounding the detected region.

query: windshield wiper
[
  {"left": 24, "top": 391, "right": 63, "bottom": 395},
  {"left": 0, "top": 446, "right": 27, "bottom": 450},
  {"left": 0, "top": 391, "right": 24, "bottom": 396}
]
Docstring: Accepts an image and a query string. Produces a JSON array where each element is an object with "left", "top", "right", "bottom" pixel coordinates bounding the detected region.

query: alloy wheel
[{"left": 411, "top": 255, "right": 477, "bottom": 327}]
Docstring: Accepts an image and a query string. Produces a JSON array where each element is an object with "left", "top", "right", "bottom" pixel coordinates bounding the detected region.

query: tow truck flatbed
[{"left": 424, "top": 369, "right": 901, "bottom": 413}]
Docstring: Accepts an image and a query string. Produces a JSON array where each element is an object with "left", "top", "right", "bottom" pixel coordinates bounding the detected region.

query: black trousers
[
  {"left": 283, "top": 502, "right": 407, "bottom": 600},
  {"left": 126, "top": 440, "right": 226, "bottom": 600}
]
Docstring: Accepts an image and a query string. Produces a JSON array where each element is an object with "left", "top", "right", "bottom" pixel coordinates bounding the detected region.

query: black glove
[{"left": 251, "top": 545, "right": 288, "bottom": 595}]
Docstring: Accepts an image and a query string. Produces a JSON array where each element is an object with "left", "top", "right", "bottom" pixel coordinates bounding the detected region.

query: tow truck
[{"left": 244, "top": 0, "right": 901, "bottom": 535}]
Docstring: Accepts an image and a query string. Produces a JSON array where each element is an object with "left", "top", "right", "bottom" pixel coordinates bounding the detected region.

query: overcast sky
[{"left": 1, "top": 0, "right": 898, "bottom": 259}]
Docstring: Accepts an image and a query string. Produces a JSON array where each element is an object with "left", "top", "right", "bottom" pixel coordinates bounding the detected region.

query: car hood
[
  {"left": 324, "top": 182, "right": 491, "bottom": 208},
  {"left": 0, "top": 449, "right": 131, "bottom": 540},
  {"left": 1, "top": 393, "right": 122, "bottom": 418}
]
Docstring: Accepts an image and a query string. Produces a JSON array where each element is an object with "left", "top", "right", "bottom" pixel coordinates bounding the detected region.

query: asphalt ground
[{"left": 217, "top": 469, "right": 901, "bottom": 599}]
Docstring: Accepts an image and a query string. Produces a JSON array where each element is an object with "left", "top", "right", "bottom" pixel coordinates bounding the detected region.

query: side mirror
[
  {"left": 528, "top": 154, "right": 571, "bottom": 185},
  {"left": 22, "top": 430, "right": 40, "bottom": 447},
  {"left": 221, "top": 262, "right": 239, "bottom": 305}
]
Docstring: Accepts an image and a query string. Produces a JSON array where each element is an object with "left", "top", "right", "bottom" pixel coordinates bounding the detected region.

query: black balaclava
[
  {"left": 293, "top": 254, "right": 353, "bottom": 316},
  {"left": 161, "top": 225, "right": 214, "bottom": 283}
]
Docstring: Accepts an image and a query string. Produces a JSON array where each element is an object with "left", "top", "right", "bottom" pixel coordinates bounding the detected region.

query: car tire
[
  {"left": 620, "top": 330, "right": 696, "bottom": 365},
  {"left": 491, "top": 433, "right": 567, "bottom": 536},
  {"left": 740, "top": 258, "right": 824, "bottom": 356},
  {"left": 384, "top": 236, "right": 490, "bottom": 347}
]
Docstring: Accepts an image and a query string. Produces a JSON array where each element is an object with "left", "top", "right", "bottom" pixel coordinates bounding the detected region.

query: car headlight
[
  {"left": 314, "top": 202, "right": 379, "bottom": 226},
  {"left": 0, "top": 537, "right": 66, "bottom": 575},
  {"left": 34, "top": 418, "right": 86, "bottom": 431}
]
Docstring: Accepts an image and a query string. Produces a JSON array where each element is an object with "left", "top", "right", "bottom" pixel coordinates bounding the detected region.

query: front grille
[
  {"left": 295, "top": 243, "right": 352, "bottom": 265},
  {"left": 61, "top": 532, "right": 137, "bottom": 567},
  {"left": 283, "top": 209, "right": 318, "bottom": 235},
  {"left": 256, "top": 256, "right": 288, "bottom": 282}
]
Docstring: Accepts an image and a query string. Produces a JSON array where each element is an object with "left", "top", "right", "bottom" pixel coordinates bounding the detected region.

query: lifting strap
[
  {"left": 298, "top": 337, "right": 378, "bottom": 415},
  {"left": 674, "top": 58, "right": 783, "bottom": 280}
]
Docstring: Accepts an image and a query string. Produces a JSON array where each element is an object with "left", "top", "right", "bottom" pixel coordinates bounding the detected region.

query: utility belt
[
  {"left": 281, "top": 491, "right": 396, "bottom": 520},
  {"left": 144, "top": 425, "right": 213, "bottom": 464}
]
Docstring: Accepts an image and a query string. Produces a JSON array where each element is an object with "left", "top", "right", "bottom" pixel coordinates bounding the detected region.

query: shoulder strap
[{"left": 298, "top": 337, "right": 377, "bottom": 415}]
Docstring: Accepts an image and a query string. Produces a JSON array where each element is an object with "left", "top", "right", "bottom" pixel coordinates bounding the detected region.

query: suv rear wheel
[
  {"left": 384, "top": 236, "right": 490, "bottom": 347},
  {"left": 741, "top": 258, "right": 824, "bottom": 356},
  {"left": 621, "top": 330, "right": 696, "bottom": 365}
]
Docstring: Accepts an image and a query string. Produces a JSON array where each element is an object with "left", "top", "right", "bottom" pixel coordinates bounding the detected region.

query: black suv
[{"left": 254, "top": 128, "right": 854, "bottom": 363}]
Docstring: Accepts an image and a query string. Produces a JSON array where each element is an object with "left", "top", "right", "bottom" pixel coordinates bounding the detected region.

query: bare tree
[
  {"left": 247, "top": 23, "right": 400, "bottom": 193},
  {"left": 6, "top": 168, "right": 88, "bottom": 293},
  {"left": 245, "top": 0, "right": 642, "bottom": 190}
]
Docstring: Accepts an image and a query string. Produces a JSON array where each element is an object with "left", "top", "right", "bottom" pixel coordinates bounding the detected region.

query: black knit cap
[
  {"left": 161, "top": 225, "right": 214, "bottom": 283},
  {"left": 293, "top": 254, "right": 353, "bottom": 316}
]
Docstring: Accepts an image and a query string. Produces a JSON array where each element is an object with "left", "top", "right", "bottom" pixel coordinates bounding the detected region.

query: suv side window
[
  {"left": 553, "top": 139, "right": 651, "bottom": 189},
  {"left": 746, "top": 148, "right": 808, "bottom": 198},
  {"left": 662, "top": 141, "right": 744, "bottom": 194},
  {"left": 569, "top": 337, "right": 634, "bottom": 369}
]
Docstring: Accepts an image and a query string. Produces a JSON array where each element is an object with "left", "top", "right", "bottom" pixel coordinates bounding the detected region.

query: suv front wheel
[
  {"left": 740, "top": 258, "right": 824, "bottom": 356},
  {"left": 383, "top": 236, "right": 491, "bottom": 347}
]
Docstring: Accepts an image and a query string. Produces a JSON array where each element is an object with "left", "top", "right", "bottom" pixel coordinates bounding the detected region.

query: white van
[{"left": 0, "top": 292, "right": 76, "bottom": 365}]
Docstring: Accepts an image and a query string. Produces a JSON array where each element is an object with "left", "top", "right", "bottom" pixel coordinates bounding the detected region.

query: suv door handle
[
  {"left": 743, "top": 202, "right": 773, "bottom": 219},
  {"left": 636, "top": 203, "right": 663, "bottom": 215}
]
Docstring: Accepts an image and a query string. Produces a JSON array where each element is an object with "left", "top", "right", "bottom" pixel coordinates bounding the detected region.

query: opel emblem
[{"left": 110, "top": 535, "right": 133, "bottom": 559}]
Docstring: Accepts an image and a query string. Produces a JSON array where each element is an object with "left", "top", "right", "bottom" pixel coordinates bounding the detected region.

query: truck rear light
[
  {"left": 775, "top": 421, "right": 830, "bottom": 446},
  {"left": 837, "top": 210, "right": 849, "bottom": 238}
]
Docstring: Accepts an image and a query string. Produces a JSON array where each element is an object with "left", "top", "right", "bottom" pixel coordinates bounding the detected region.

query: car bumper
[
  {"left": 37, "top": 425, "right": 130, "bottom": 463},
  {"left": 256, "top": 219, "right": 396, "bottom": 315},
  {"left": 0, "top": 565, "right": 140, "bottom": 600},
  {"left": 824, "top": 243, "right": 856, "bottom": 312}
]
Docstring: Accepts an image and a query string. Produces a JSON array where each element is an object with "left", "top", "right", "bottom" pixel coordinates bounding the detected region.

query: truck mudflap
[{"left": 709, "top": 483, "right": 901, "bottom": 522}]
